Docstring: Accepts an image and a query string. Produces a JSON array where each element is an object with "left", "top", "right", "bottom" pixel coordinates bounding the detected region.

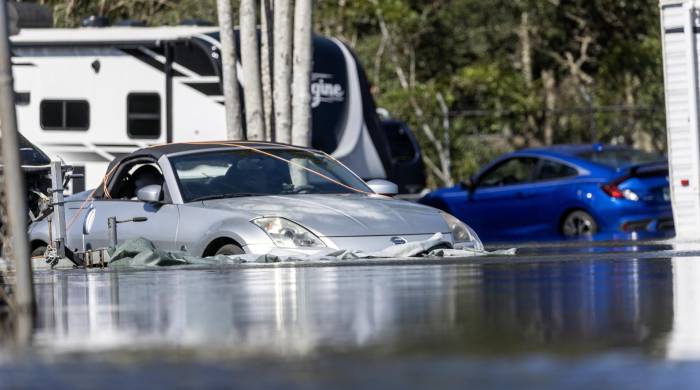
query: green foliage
[{"left": 38, "top": 0, "right": 219, "bottom": 27}]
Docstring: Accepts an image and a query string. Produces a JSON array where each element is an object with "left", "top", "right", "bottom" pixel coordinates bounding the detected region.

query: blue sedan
[{"left": 419, "top": 144, "right": 673, "bottom": 242}]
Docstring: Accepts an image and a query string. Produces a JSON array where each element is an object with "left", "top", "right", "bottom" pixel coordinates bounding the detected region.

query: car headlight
[
  {"left": 441, "top": 212, "right": 484, "bottom": 251},
  {"left": 252, "top": 217, "right": 326, "bottom": 248}
]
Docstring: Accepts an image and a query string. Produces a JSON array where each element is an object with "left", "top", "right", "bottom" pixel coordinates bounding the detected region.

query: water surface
[{"left": 3, "top": 249, "right": 700, "bottom": 388}]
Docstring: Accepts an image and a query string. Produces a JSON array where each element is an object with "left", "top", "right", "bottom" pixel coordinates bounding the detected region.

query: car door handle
[{"left": 516, "top": 192, "right": 533, "bottom": 199}]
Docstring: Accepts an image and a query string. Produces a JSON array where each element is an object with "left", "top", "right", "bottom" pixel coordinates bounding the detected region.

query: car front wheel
[
  {"left": 214, "top": 243, "right": 244, "bottom": 256},
  {"left": 561, "top": 210, "right": 598, "bottom": 237}
]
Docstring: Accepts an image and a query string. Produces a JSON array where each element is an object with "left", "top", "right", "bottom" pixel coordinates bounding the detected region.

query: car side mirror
[
  {"left": 367, "top": 179, "right": 399, "bottom": 196},
  {"left": 136, "top": 184, "right": 163, "bottom": 203}
]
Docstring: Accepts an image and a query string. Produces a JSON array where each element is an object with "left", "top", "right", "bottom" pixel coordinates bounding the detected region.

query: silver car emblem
[{"left": 391, "top": 236, "right": 407, "bottom": 245}]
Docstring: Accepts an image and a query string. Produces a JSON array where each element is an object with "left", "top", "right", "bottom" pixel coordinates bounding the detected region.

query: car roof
[
  {"left": 517, "top": 143, "right": 631, "bottom": 157},
  {"left": 143, "top": 140, "right": 314, "bottom": 157}
]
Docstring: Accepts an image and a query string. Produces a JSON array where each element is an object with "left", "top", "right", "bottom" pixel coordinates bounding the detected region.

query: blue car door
[
  {"left": 526, "top": 158, "right": 582, "bottom": 237},
  {"left": 461, "top": 157, "right": 540, "bottom": 241}
]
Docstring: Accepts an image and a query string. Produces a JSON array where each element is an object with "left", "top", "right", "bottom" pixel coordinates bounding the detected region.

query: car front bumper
[
  {"left": 592, "top": 200, "right": 673, "bottom": 235},
  {"left": 243, "top": 233, "right": 454, "bottom": 255}
]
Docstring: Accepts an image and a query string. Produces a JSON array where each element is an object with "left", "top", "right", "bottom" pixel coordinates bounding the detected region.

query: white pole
[
  {"left": 0, "top": 0, "right": 34, "bottom": 335},
  {"left": 273, "top": 0, "right": 292, "bottom": 143},
  {"left": 49, "top": 161, "right": 66, "bottom": 258},
  {"left": 291, "top": 0, "right": 313, "bottom": 147},
  {"left": 240, "top": 0, "right": 265, "bottom": 141},
  {"left": 217, "top": 0, "right": 243, "bottom": 140}
]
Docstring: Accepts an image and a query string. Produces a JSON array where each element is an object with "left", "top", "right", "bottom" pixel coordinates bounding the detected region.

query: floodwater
[{"left": 3, "top": 242, "right": 700, "bottom": 389}]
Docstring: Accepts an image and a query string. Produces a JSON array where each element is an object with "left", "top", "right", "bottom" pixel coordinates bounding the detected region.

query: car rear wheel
[
  {"left": 561, "top": 211, "right": 598, "bottom": 237},
  {"left": 214, "top": 243, "right": 244, "bottom": 256}
]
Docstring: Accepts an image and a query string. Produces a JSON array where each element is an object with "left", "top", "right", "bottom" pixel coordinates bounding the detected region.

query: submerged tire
[
  {"left": 31, "top": 245, "right": 47, "bottom": 258},
  {"left": 561, "top": 211, "right": 598, "bottom": 237},
  {"left": 214, "top": 243, "right": 244, "bottom": 256}
]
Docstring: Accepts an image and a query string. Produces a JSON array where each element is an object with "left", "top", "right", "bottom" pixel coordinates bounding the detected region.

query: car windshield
[
  {"left": 170, "top": 148, "right": 372, "bottom": 202},
  {"left": 576, "top": 148, "right": 665, "bottom": 168}
]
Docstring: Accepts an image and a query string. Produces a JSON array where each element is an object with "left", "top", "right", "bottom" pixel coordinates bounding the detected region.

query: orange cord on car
[{"left": 64, "top": 140, "right": 378, "bottom": 231}]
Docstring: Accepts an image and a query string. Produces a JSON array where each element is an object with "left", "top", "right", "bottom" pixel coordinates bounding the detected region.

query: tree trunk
[
  {"left": 217, "top": 0, "right": 243, "bottom": 140},
  {"left": 240, "top": 0, "right": 265, "bottom": 140},
  {"left": 291, "top": 0, "right": 313, "bottom": 147},
  {"left": 273, "top": 0, "right": 293, "bottom": 143},
  {"left": 518, "top": 11, "right": 532, "bottom": 88},
  {"left": 261, "top": 0, "right": 275, "bottom": 141},
  {"left": 542, "top": 70, "right": 556, "bottom": 145},
  {"left": 626, "top": 72, "right": 651, "bottom": 150}
]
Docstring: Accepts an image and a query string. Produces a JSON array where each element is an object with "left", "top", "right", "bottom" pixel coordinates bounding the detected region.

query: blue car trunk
[{"left": 616, "top": 162, "right": 670, "bottom": 206}]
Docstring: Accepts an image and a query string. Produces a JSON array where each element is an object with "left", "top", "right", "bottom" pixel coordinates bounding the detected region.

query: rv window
[
  {"left": 127, "top": 93, "right": 161, "bottom": 139},
  {"left": 40, "top": 100, "right": 89, "bottom": 130},
  {"left": 15, "top": 92, "right": 30, "bottom": 106}
]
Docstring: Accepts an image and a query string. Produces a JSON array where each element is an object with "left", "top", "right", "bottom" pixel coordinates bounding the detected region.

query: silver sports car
[{"left": 29, "top": 142, "right": 482, "bottom": 257}]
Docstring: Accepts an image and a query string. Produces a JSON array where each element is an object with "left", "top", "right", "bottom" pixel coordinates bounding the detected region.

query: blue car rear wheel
[{"left": 562, "top": 210, "right": 598, "bottom": 237}]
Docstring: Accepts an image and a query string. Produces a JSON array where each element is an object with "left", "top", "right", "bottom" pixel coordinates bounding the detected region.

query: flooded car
[
  {"left": 29, "top": 141, "right": 481, "bottom": 257},
  {"left": 420, "top": 144, "right": 673, "bottom": 242}
]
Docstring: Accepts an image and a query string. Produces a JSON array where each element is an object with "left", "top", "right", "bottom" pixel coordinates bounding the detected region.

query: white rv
[
  {"left": 660, "top": 0, "right": 700, "bottom": 239},
  {"left": 10, "top": 26, "right": 426, "bottom": 193}
]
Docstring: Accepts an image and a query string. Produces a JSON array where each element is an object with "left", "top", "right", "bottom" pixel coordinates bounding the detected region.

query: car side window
[
  {"left": 478, "top": 157, "right": 538, "bottom": 188},
  {"left": 536, "top": 159, "right": 578, "bottom": 181},
  {"left": 106, "top": 162, "right": 165, "bottom": 200}
]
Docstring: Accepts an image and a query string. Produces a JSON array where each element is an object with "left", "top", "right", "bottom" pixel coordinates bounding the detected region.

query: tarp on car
[{"left": 107, "top": 233, "right": 515, "bottom": 268}]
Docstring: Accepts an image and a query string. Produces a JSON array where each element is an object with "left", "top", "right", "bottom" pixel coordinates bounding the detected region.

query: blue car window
[
  {"left": 537, "top": 160, "right": 578, "bottom": 181},
  {"left": 478, "top": 157, "right": 538, "bottom": 187}
]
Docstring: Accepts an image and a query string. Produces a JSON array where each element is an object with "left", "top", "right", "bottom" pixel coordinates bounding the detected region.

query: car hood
[{"left": 197, "top": 194, "right": 448, "bottom": 237}]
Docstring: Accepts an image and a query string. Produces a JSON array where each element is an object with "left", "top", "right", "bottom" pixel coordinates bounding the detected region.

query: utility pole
[
  {"left": 273, "top": 0, "right": 292, "bottom": 143},
  {"left": 217, "top": 0, "right": 243, "bottom": 140},
  {"left": 0, "top": 0, "right": 34, "bottom": 340},
  {"left": 240, "top": 0, "right": 265, "bottom": 141},
  {"left": 291, "top": 0, "right": 313, "bottom": 147}
]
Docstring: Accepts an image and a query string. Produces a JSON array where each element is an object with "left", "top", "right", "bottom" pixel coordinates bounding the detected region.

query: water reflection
[
  {"left": 667, "top": 258, "right": 700, "bottom": 360},
  {"left": 27, "top": 256, "right": 686, "bottom": 359}
]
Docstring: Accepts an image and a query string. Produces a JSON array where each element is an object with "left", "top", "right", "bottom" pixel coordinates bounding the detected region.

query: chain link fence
[{"left": 450, "top": 106, "right": 666, "bottom": 148}]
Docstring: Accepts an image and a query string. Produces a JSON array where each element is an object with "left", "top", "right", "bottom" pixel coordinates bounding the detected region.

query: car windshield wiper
[{"left": 190, "top": 193, "right": 266, "bottom": 202}]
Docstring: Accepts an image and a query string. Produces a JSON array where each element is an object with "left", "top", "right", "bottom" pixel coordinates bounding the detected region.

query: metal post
[
  {"left": 107, "top": 216, "right": 117, "bottom": 249},
  {"left": 0, "top": 0, "right": 34, "bottom": 324},
  {"left": 50, "top": 161, "right": 66, "bottom": 258}
]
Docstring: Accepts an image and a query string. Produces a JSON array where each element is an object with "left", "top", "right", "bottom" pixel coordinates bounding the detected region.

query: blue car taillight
[{"left": 601, "top": 176, "right": 639, "bottom": 201}]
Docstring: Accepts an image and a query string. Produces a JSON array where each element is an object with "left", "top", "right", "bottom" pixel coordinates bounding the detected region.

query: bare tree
[
  {"left": 371, "top": 1, "right": 453, "bottom": 186},
  {"left": 260, "top": 0, "right": 275, "bottom": 140},
  {"left": 240, "top": 0, "right": 265, "bottom": 140},
  {"left": 291, "top": 0, "right": 313, "bottom": 146},
  {"left": 273, "top": 0, "right": 292, "bottom": 143},
  {"left": 217, "top": 0, "right": 243, "bottom": 140}
]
